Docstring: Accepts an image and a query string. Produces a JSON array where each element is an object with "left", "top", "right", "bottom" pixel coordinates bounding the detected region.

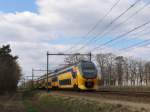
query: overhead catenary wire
[
  {"left": 109, "top": 0, "right": 150, "bottom": 31},
  {"left": 129, "top": 25, "right": 150, "bottom": 37},
  {"left": 91, "top": 27, "right": 150, "bottom": 53},
  {"left": 81, "top": 0, "right": 150, "bottom": 53},
  {"left": 119, "top": 38, "right": 150, "bottom": 51},
  {"left": 107, "top": 24, "right": 150, "bottom": 51},
  {"left": 71, "top": 0, "right": 142, "bottom": 53},
  {"left": 63, "top": 0, "right": 121, "bottom": 53},
  {"left": 139, "top": 41, "right": 150, "bottom": 47},
  {"left": 91, "top": 19, "right": 150, "bottom": 52},
  {"left": 116, "top": 39, "right": 150, "bottom": 57},
  {"left": 89, "top": 0, "right": 150, "bottom": 48}
]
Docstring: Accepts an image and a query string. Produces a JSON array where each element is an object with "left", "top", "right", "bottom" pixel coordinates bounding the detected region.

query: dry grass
[
  {"left": 22, "top": 91, "right": 149, "bottom": 112},
  {"left": 0, "top": 93, "right": 25, "bottom": 112},
  {"left": 1, "top": 90, "right": 147, "bottom": 112}
]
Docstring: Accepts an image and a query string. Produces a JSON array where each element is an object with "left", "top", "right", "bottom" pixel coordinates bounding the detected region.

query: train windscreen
[{"left": 81, "top": 61, "right": 97, "bottom": 78}]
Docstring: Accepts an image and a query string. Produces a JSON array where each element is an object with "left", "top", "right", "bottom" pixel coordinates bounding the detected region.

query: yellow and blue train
[{"left": 35, "top": 60, "right": 98, "bottom": 90}]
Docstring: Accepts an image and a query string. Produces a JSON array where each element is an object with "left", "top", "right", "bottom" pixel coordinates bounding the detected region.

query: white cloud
[
  {"left": 0, "top": 0, "right": 150, "bottom": 76},
  {"left": 3, "top": 41, "right": 69, "bottom": 76}
]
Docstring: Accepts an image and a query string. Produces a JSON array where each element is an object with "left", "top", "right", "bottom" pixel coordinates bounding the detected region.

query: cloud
[
  {"left": 3, "top": 41, "right": 69, "bottom": 76},
  {"left": 36, "top": 0, "right": 150, "bottom": 38},
  {"left": 0, "top": 0, "right": 150, "bottom": 76}
]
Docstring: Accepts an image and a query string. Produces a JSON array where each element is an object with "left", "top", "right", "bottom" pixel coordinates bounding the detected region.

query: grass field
[
  {"left": 0, "top": 90, "right": 149, "bottom": 112},
  {"left": 22, "top": 91, "right": 149, "bottom": 112}
]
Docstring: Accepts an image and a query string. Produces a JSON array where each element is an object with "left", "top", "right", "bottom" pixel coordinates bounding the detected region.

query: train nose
[{"left": 85, "top": 81, "right": 94, "bottom": 88}]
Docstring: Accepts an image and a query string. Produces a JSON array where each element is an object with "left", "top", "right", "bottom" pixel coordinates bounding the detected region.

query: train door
[
  {"left": 72, "top": 67, "right": 78, "bottom": 88},
  {"left": 52, "top": 77, "right": 58, "bottom": 88}
]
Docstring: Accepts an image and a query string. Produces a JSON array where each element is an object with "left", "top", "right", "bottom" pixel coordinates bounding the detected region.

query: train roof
[
  {"left": 52, "top": 60, "right": 92, "bottom": 72},
  {"left": 37, "top": 60, "right": 93, "bottom": 80}
]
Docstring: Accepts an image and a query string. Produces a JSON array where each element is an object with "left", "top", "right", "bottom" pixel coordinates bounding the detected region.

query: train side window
[
  {"left": 59, "top": 79, "right": 71, "bottom": 85},
  {"left": 52, "top": 77, "right": 58, "bottom": 82}
]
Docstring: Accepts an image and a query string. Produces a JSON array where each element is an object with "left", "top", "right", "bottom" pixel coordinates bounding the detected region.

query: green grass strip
[{"left": 23, "top": 100, "right": 40, "bottom": 112}]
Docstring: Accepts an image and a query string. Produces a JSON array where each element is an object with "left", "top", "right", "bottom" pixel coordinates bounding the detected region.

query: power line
[
  {"left": 129, "top": 26, "right": 150, "bottom": 37},
  {"left": 110, "top": 1, "right": 150, "bottom": 30},
  {"left": 120, "top": 34, "right": 150, "bottom": 50},
  {"left": 119, "top": 39, "right": 150, "bottom": 51},
  {"left": 93, "top": 0, "right": 150, "bottom": 46},
  {"left": 117, "top": 40, "right": 150, "bottom": 57},
  {"left": 72, "top": 0, "right": 142, "bottom": 53},
  {"left": 139, "top": 41, "right": 150, "bottom": 47},
  {"left": 82, "top": 0, "right": 150, "bottom": 52},
  {"left": 92, "top": 28, "right": 150, "bottom": 53},
  {"left": 113, "top": 25, "right": 150, "bottom": 48},
  {"left": 64, "top": 0, "right": 121, "bottom": 53},
  {"left": 94, "top": 0, "right": 150, "bottom": 51},
  {"left": 92, "top": 19, "right": 150, "bottom": 52}
]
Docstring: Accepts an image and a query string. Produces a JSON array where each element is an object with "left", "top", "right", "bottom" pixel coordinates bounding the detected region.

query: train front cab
[{"left": 76, "top": 61, "right": 98, "bottom": 90}]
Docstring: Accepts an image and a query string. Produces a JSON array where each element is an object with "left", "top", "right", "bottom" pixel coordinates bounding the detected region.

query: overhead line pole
[
  {"left": 46, "top": 52, "right": 49, "bottom": 92},
  {"left": 32, "top": 68, "right": 34, "bottom": 88}
]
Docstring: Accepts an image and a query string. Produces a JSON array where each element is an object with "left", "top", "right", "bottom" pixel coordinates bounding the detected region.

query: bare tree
[
  {"left": 137, "top": 60, "right": 145, "bottom": 85},
  {"left": 96, "top": 53, "right": 116, "bottom": 86},
  {"left": 115, "top": 56, "right": 125, "bottom": 86},
  {"left": 123, "top": 58, "right": 129, "bottom": 86},
  {"left": 96, "top": 54, "right": 108, "bottom": 86},
  {"left": 144, "top": 62, "right": 150, "bottom": 85},
  {"left": 105, "top": 53, "right": 116, "bottom": 86}
]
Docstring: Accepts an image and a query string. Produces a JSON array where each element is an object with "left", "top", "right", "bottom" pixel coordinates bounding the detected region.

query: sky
[
  {"left": 0, "top": 0, "right": 37, "bottom": 13},
  {"left": 0, "top": 0, "right": 150, "bottom": 77}
]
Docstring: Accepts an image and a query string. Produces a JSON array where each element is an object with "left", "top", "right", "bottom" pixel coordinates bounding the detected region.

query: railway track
[
  {"left": 51, "top": 90, "right": 150, "bottom": 103},
  {"left": 52, "top": 89, "right": 150, "bottom": 98},
  {"left": 96, "top": 90, "right": 150, "bottom": 97}
]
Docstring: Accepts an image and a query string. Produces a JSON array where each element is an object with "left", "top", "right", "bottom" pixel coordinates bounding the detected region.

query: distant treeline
[
  {"left": 96, "top": 53, "right": 150, "bottom": 86},
  {"left": 0, "top": 45, "right": 22, "bottom": 93}
]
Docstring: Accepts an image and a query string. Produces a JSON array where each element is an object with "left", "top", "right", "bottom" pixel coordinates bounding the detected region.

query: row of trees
[
  {"left": 96, "top": 53, "right": 150, "bottom": 86},
  {"left": 0, "top": 45, "right": 22, "bottom": 93}
]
